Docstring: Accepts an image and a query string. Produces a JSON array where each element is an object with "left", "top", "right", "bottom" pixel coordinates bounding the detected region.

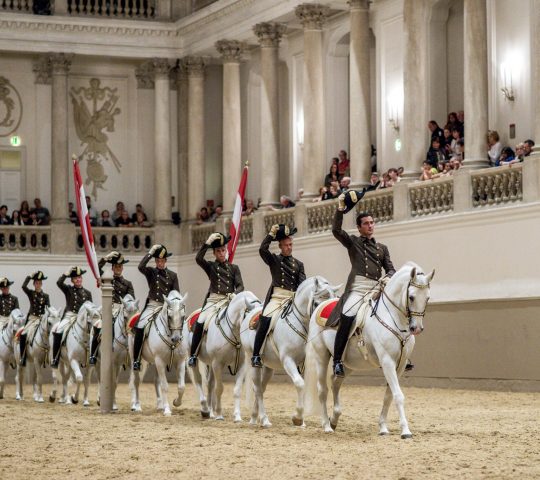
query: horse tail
[{"left": 303, "top": 330, "right": 325, "bottom": 417}]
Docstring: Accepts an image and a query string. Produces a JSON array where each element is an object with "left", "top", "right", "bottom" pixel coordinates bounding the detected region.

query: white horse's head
[
  {"left": 385, "top": 263, "right": 434, "bottom": 335},
  {"left": 122, "top": 294, "right": 140, "bottom": 319},
  {"left": 163, "top": 290, "right": 188, "bottom": 343},
  {"left": 78, "top": 301, "right": 102, "bottom": 333},
  {"left": 9, "top": 308, "right": 26, "bottom": 331},
  {"left": 226, "top": 291, "right": 262, "bottom": 325},
  {"left": 296, "top": 276, "right": 341, "bottom": 318},
  {"left": 44, "top": 306, "right": 62, "bottom": 331}
]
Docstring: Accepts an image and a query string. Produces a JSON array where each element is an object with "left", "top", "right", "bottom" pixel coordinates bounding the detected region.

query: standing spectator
[
  {"left": 11, "top": 210, "right": 23, "bottom": 225},
  {"left": 20, "top": 201, "right": 31, "bottom": 224},
  {"left": 68, "top": 202, "right": 79, "bottom": 225},
  {"left": 442, "top": 128, "right": 453, "bottom": 156},
  {"left": 339, "top": 176, "right": 351, "bottom": 193},
  {"left": 131, "top": 204, "right": 148, "bottom": 223},
  {"left": 196, "top": 207, "right": 210, "bottom": 224},
  {"left": 337, "top": 150, "right": 350, "bottom": 177},
  {"left": 85, "top": 196, "right": 98, "bottom": 226},
  {"left": 387, "top": 168, "right": 400, "bottom": 186},
  {"left": 498, "top": 147, "right": 516, "bottom": 166},
  {"left": 32, "top": 198, "right": 50, "bottom": 225},
  {"left": 243, "top": 199, "right": 257, "bottom": 216},
  {"left": 27, "top": 211, "right": 42, "bottom": 226},
  {"left": 426, "top": 138, "right": 446, "bottom": 168},
  {"left": 209, "top": 205, "right": 223, "bottom": 222},
  {"left": 487, "top": 131, "right": 502, "bottom": 166},
  {"left": 112, "top": 201, "right": 126, "bottom": 222},
  {"left": 445, "top": 112, "right": 463, "bottom": 136},
  {"left": 134, "top": 211, "right": 152, "bottom": 227},
  {"left": 523, "top": 139, "right": 535, "bottom": 157},
  {"left": 514, "top": 143, "right": 525, "bottom": 162},
  {"left": 428, "top": 120, "right": 444, "bottom": 143},
  {"left": 279, "top": 195, "right": 295, "bottom": 209},
  {"left": 98, "top": 210, "right": 113, "bottom": 227},
  {"left": 457, "top": 110, "right": 465, "bottom": 126},
  {"left": 450, "top": 128, "right": 462, "bottom": 158},
  {"left": 371, "top": 145, "right": 377, "bottom": 172},
  {"left": 324, "top": 163, "right": 341, "bottom": 187},
  {"left": 367, "top": 172, "right": 380, "bottom": 191},
  {"left": 115, "top": 210, "right": 132, "bottom": 227},
  {"left": 0, "top": 205, "right": 11, "bottom": 225}
]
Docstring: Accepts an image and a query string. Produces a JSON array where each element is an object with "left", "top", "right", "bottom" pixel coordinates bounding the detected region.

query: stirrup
[
  {"left": 187, "top": 356, "right": 197, "bottom": 368},
  {"left": 89, "top": 356, "right": 97, "bottom": 366},
  {"left": 405, "top": 360, "right": 414, "bottom": 372},
  {"left": 132, "top": 360, "right": 142, "bottom": 371},
  {"left": 251, "top": 355, "right": 263, "bottom": 368},
  {"left": 50, "top": 359, "right": 59, "bottom": 369},
  {"left": 333, "top": 361, "right": 345, "bottom": 378}
]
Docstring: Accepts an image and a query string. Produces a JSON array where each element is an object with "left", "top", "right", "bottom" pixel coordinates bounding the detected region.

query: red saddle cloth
[
  {"left": 315, "top": 299, "right": 340, "bottom": 327},
  {"left": 128, "top": 313, "right": 141, "bottom": 330},
  {"left": 249, "top": 312, "right": 261, "bottom": 330},
  {"left": 188, "top": 309, "right": 202, "bottom": 332}
]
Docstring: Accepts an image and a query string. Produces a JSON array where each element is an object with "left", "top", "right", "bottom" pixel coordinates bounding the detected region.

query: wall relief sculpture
[
  {"left": 0, "top": 76, "right": 23, "bottom": 138},
  {"left": 70, "top": 78, "right": 121, "bottom": 199}
]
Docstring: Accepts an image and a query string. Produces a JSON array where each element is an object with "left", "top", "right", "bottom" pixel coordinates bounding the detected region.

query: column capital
[
  {"left": 33, "top": 55, "right": 52, "bottom": 85},
  {"left": 294, "top": 3, "right": 330, "bottom": 30},
  {"left": 135, "top": 61, "right": 154, "bottom": 89},
  {"left": 253, "top": 22, "right": 287, "bottom": 47},
  {"left": 48, "top": 52, "right": 73, "bottom": 75},
  {"left": 183, "top": 56, "right": 207, "bottom": 77},
  {"left": 348, "top": 0, "right": 369, "bottom": 11},
  {"left": 173, "top": 60, "right": 188, "bottom": 88},
  {"left": 215, "top": 40, "right": 246, "bottom": 62},
  {"left": 152, "top": 58, "right": 172, "bottom": 77}
]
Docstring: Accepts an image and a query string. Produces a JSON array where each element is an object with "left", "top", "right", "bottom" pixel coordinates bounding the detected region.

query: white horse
[
  {"left": 241, "top": 276, "right": 340, "bottom": 428},
  {"left": 189, "top": 291, "right": 262, "bottom": 422},
  {"left": 49, "top": 302, "right": 102, "bottom": 406},
  {"left": 14, "top": 307, "right": 61, "bottom": 402},
  {"left": 305, "top": 263, "right": 434, "bottom": 438},
  {"left": 91, "top": 294, "right": 140, "bottom": 410},
  {"left": 0, "top": 309, "right": 26, "bottom": 399},
  {"left": 129, "top": 290, "right": 189, "bottom": 416}
]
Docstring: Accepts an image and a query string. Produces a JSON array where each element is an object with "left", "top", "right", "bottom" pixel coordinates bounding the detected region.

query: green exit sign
[{"left": 10, "top": 135, "right": 21, "bottom": 147}]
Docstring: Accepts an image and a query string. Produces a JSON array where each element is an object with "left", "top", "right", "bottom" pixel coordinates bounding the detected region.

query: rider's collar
[{"left": 361, "top": 235, "right": 376, "bottom": 244}]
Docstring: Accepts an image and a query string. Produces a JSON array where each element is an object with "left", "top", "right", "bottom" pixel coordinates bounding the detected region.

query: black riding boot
[
  {"left": 19, "top": 334, "right": 27, "bottom": 367},
  {"left": 188, "top": 322, "right": 204, "bottom": 368},
  {"left": 88, "top": 327, "right": 101, "bottom": 365},
  {"left": 132, "top": 327, "right": 145, "bottom": 371},
  {"left": 251, "top": 316, "right": 271, "bottom": 368},
  {"left": 333, "top": 314, "right": 355, "bottom": 377},
  {"left": 50, "top": 332, "right": 62, "bottom": 368}
]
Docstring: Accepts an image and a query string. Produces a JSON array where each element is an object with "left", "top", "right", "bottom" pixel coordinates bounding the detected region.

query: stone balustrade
[
  {"left": 0, "top": 226, "right": 51, "bottom": 252},
  {"left": 76, "top": 227, "right": 154, "bottom": 254},
  {"left": 224, "top": 215, "right": 254, "bottom": 245},
  {"left": 0, "top": 0, "right": 33, "bottom": 13},
  {"left": 356, "top": 188, "right": 394, "bottom": 222},
  {"left": 263, "top": 209, "right": 296, "bottom": 234},
  {"left": 471, "top": 164, "right": 523, "bottom": 208},
  {"left": 64, "top": 0, "right": 156, "bottom": 18},
  {"left": 410, "top": 177, "right": 454, "bottom": 217},
  {"left": 190, "top": 222, "right": 216, "bottom": 252},
  {"left": 306, "top": 199, "right": 338, "bottom": 234}
]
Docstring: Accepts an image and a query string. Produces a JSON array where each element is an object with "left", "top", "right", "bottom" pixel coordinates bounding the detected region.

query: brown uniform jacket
[
  {"left": 22, "top": 276, "right": 50, "bottom": 317},
  {"left": 138, "top": 254, "right": 180, "bottom": 303},
  {"left": 196, "top": 244, "right": 244, "bottom": 296},
  {"left": 98, "top": 259, "right": 135, "bottom": 304},
  {"left": 259, "top": 235, "right": 306, "bottom": 308},
  {"left": 329, "top": 210, "right": 395, "bottom": 325},
  {"left": 57, "top": 275, "right": 93, "bottom": 318},
  {"left": 0, "top": 293, "right": 19, "bottom": 317}
]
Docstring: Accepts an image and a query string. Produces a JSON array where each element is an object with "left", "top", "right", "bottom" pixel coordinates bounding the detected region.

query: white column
[
  {"left": 185, "top": 56, "right": 206, "bottom": 219},
  {"left": 295, "top": 3, "right": 329, "bottom": 198},
  {"left": 531, "top": 0, "right": 540, "bottom": 153},
  {"left": 463, "top": 0, "right": 489, "bottom": 168},
  {"left": 253, "top": 22, "right": 286, "bottom": 206},
  {"left": 50, "top": 53, "right": 72, "bottom": 222},
  {"left": 176, "top": 62, "right": 189, "bottom": 221},
  {"left": 152, "top": 58, "right": 172, "bottom": 224},
  {"left": 349, "top": 0, "right": 371, "bottom": 186},
  {"left": 402, "top": 0, "right": 430, "bottom": 179},
  {"left": 99, "top": 275, "right": 114, "bottom": 413},
  {"left": 216, "top": 40, "right": 245, "bottom": 212}
]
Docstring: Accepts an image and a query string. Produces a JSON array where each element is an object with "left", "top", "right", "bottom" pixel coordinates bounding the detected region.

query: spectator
[
  {"left": 450, "top": 128, "right": 462, "bottom": 158},
  {"left": 498, "top": 147, "right": 516, "bottom": 166},
  {"left": 0, "top": 205, "right": 11, "bottom": 225},
  {"left": 328, "top": 182, "right": 340, "bottom": 199},
  {"left": 32, "top": 198, "right": 50, "bottom": 225},
  {"left": 209, "top": 205, "right": 223, "bottom": 222},
  {"left": 514, "top": 143, "right": 525, "bottom": 162},
  {"left": 98, "top": 209, "right": 113, "bottom": 227},
  {"left": 428, "top": 120, "right": 444, "bottom": 143},
  {"left": 279, "top": 195, "right": 295, "bottom": 209},
  {"left": 131, "top": 203, "right": 148, "bottom": 223},
  {"left": 337, "top": 150, "right": 350, "bottom": 177},
  {"left": 296, "top": 188, "right": 304, "bottom": 203},
  {"left": 371, "top": 145, "right": 377, "bottom": 172},
  {"left": 442, "top": 128, "right": 453, "bottom": 157},
  {"left": 324, "top": 163, "right": 341, "bottom": 187},
  {"left": 115, "top": 210, "right": 132, "bottom": 227},
  {"left": 243, "top": 199, "right": 257, "bottom": 216},
  {"left": 445, "top": 112, "right": 463, "bottom": 136},
  {"left": 27, "top": 211, "right": 42, "bottom": 226},
  {"left": 20, "top": 200, "right": 31, "bottom": 224},
  {"left": 523, "top": 139, "right": 535, "bottom": 156},
  {"left": 426, "top": 138, "right": 446, "bottom": 168},
  {"left": 487, "top": 131, "right": 502, "bottom": 166},
  {"left": 367, "top": 172, "right": 380, "bottom": 191},
  {"left": 387, "top": 168, "right": 400, "bottom": 186},
  {"left": 196, "top": 207, "right": 210, "bottom": 224},
  {"left": 419, "top": 161, "right": 438, "bottom": 181},
  {"left": 397, "top": 166, "right": 404, "bottom": 177},
  {"left": 134, "top": 211, "right": 152, "bottom": 227},
  {"left": 339, "top": 176, "right": 351, "bottom": 193},
  {"left": 11, "top": 210, "right": 23, "bottom": 225},
  {"left": 68, "top": 202, "right": 79, "bottom": 225},
  {"left": 315, "top": 186, "right": 327, "bottom": 202},
  {"left": 112, "top": 201, "right": 126, "bottom": 222},
  {"left": 85, "top": 196, "right": 98, "bottom": 226},
  {"left": 457, "top": 110, "right": 465, "bottom": 125},
  {"left": 450, "top": 157, "right": 462, "bottom": 172}
]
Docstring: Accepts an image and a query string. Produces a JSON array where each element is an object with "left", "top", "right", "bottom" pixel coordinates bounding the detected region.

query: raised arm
[
  {"left": 332, "top": 210, "right": 353, "bottom": 249},
  {"left": 22, "top": 275, "right": 32, "bottom": 297},
  {"left": 56, "top": 273, "right": 69, "bottom": 294},
  {"left": 259, "top": 235, "right": 275, "bottom": 266},
  {"left": 98, "top": 257, "right": 106, "bottom": 277},
  {"left": 195, "top": 244, "right": 212, "bottom": 275},
  {"left": 138, "top": 254, "right": 152, "bottom": 275}
]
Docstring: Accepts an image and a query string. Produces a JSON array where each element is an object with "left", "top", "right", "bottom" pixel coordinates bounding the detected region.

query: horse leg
[
  {"left": 232, "top": 361, "right": 247, "bottom": 423},
  {"left": 154, "top": 357, "right": 171, "bottom": 416},
  {"left": 211, "top": 360, "right": 225, "bottom": 421},
  {"left": 378, "top": 384, "right": 393, "bottom": 435},
  {"left": 282, "top": 356, "right": 305, "bottom": 427},
  {"left": 153, "top": 364, "right": 164, "bottom": 411},
  {"left": 255, "top": 366, "right": 274, "bottom": 428},
  {"left": 82, "top": 365, "right": 91, "bottom": 407},
  {"left": 0, "top": 360, "right": 5, "bottom": 399},
  {"left": 129, "top": 368, "right": 142, "bottom": 412},
  {"left": 69, "top": 358, "right": 83, "bottom": 405},
  {"left": 380, "top": 358, "right": 412, "bottom": 439},
  {"left": 15, "top": 365, "right": 23, "bottom": 400},
  {"left": 207, "top": 367, "right": 216, "bottom": 418},
  {"left": 249, "top": 367, "right": 260, "bottom": 426},
  {"left": 59, "top": 361, "right": 69, "bottom": 404},
  {"left": 330, "top": 370, "right": 347, "bottom": 431},
  {"left": 35, "top": 357, "right": 44, "bottom": 402},
  {"left": 172, "top": 357, "right": 186, "bottom": 408},
  {"left": 190, "top": 362, "right": 210, "bottom": 418}
]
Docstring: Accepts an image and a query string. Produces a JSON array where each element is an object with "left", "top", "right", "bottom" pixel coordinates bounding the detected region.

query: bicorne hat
[
  {"left": 0, "top": 277, "right": 14, "bottom": 288},
  {"left": 152, "top": 246, "right": 172, "bottom": 259},
  {"left": 31, "top": 271, "right": 48, "bottom": 281},
  {"left": 209, "top": 233, "right": 231, "bottom": 249},
  {"left": 274, "top": 224, "right": 298, "bottom": 241},
  {"left": 68, "top": 266, "right": 87, "bottom": 278},
  {"left": 341, "top": 189, "right": 367, "bottom": 214}
]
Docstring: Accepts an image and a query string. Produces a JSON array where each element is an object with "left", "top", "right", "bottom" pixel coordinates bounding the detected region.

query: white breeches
[
  {"left": 342, "top": 276, "right": 378, "bottom": 317},
  {"left": 137, "top": 301, "right": 163, "bottom": 328},
  {"left": 262, "top": 287, "right": 295, "bottom": 317}
]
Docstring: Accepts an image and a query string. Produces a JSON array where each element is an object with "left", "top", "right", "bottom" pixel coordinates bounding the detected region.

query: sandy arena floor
[{"left": 0, "top": 380, "right": 538, "bottom": 479}]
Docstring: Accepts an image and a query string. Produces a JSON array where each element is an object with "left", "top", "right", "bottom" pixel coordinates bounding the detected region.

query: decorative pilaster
[
  {"left": 254, "top": 22, "right": 286, "bottom": 206},
  {"left": 175, "top": 61, "right": 189, "bottom": 221},
  {"left": 33, "top": 56, "right": 52, "bottom": 85},
  {"left": 216, "top": 40, "right": 245, "bottom": 211},
  {"left": 295, "top": 4, "right": 329, "bottom": 198},
  {"left": 185, "top": 56, "right": 206, "bottom": 219},
  {"left": 135, "top": 61, "right": 155, "bottom": 89}
]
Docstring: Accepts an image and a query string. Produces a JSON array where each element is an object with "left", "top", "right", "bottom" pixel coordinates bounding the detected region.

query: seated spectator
[
  {"left": 387, "top": 168, "right": 400, "bottom": 186},
  {"left": 11, "top": 210, "right": 23, "bottom": 225},
  {"left": 85, "top": 196, "right": 98, "bottom": 226},
  {"left": 27, "top": 211, "right": 43, "bottom": 226},
  {"left": 487, "top": 130, "right": 502, "bottom": 166},
  {"left": 68, "top": 202, "right": 79, "bottom": 225},
  {"left": 115, "top": 210, "right": 132, "bottom": 227},
  {"left": 279, "top": 195, "right": 295, "bottom": 209},
  {"left": 419, "top": 161, "right": 438, "bottom": 181},
  {"left": 427, "top": 120, "right": 444, "bottom": 143},
  {"left": 328, "top": 182, "right": 340, "bottom": 199},
  {"left": 112, "top": 201, "right": 126, "bottom": 222},
  {"left": 523, "top": 139, "right": 535, "bottom": 156},
  {"left": 339, "top": 176, "right": 351, "bottom": 193},
  {"left": 397, "top": 166, "right": 404, "bottom": 177},
  {"left": 134, "top": 211, "right": 152, "bottom": 227},
  {"left": 426, "top": 138, "right": 446, "bottom": 168},
  {"left": 514, "top": 143, "right": 525, "bottom": 162},
  {"left": 210, "top": 205, "right": 223, "bottom": 222},
  {"left": 98, "top": 209, "right": 114, "bottom": 227},
  {"left": 196, "top": 207, "right": 210, "bottom": 224},
  {"left": 498, "top": 147, "right": 517, "bottom": 166},
  {"left": 450, "top": 128, "right": 463, "bottom": 158},
  {"left": 20, "top": 200, "right": 31, "bottom": 225},
  {"left": 324, "top": 163, "right": 341, "bottom": 187},
  {"left": 442, "top": 128, "right": 453, "bottom": 157},
  {"left": 337, "top": 150, "right": 350, "bottom": 177},
  {"left": 32, "top": 198, "right": 50, "bottom": 225},
  {"left": 243, "top": 199, "right": 257, "bottom": 216},
  {"left": 131, "top": 203, "right": 148, "bottom": 223},
  {"left": 367, "top": 172, "right": 380, "bottom": 191},
  {"left": 445, "top": 112, "right": 463, "bottom": 136},
  {"left": 315, "top": 186, "right": 327, "bottom": 202},
  {"left": 0, "top": 205, "right": 11, "bottom": 225}
]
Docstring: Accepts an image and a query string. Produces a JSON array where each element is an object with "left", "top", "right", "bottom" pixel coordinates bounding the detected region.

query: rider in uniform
[
  {"left": 88, "top": 251, "right": 135, "bottom": 365},
  {"left": 188, "top": 232, "right": 244, "bottom": 367},
  {"left": 51, "top": 267, "right": 93, "bottom": 368},
  {"left": 132, "top": 244, "right": 179, "bottom": 371},
  {"left": 0, "top": 277, "right": 19, "bottom": 329},
  {"left": 330, "top": 190, "right": 396, "bottom": 377},
  {"left": 19, "top": 271, "right": 50, "bottom": 367},
  {"left": 251, "top": 224, "right": 306, "bottom": 368}
]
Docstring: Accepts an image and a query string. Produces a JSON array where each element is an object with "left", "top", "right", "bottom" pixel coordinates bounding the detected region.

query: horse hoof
[
  {"left": 292, "top": 417, "right": 304, "bottom": 427},
  {"left": 163, "top": 410, "right": 172, "bottom": 417},
  {"left": 173, "top": 398, "right": 182, "bottom": 407},
  {"left": 15, "top": 395, "right": 22, "bottom": 401},
  {"left": 97, "top": 399, "right": 100, "bottom": 407},
  {"left": 330, "top": 422, "right": 337, "bottom": 431},
  {"left": 233, "top": 417, "right": 243, "bottom": 423},
  {"left": 37, "top": 397, "right": 44, "bottom": 403},
  {"left": 71, "top": 396, "right": 78, "bottom": 404},
  {"left": 324, "top": 426, "right": 334, "bottom": 433},
  {"left": 261, "top": 420, "right": 272, "bottom": 428},
  {"left": 215, "top": 416, "right": 224, "bottom": 421},
  {"left": 249, "top": 418, "right": 258, "bottom": 426},
  {"left": 401, "top": 433, "right": 413, "bottom": 440},
  {"left": 200, "top": 410, "right": 211, "bottom": 419},
  {"left": 379, "top": 430, "right": 390, "bottom": 436},
  {"left": 112, "top": 404, "right": 118, "bottom": 411},
  {"left": 83, "top": 400, "right": 90, "bottom": 407}
]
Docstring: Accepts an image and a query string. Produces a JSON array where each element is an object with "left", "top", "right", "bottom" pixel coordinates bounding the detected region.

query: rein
[
  {"left": 153, "top": 302, "right": 186, "bottom": 370},
  {"left": 215, "top": 305, "right": 246, "bottom": 376}
]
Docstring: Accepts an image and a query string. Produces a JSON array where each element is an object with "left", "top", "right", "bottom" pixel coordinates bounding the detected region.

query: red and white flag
[
  {"left": 228, "top": 164, "right": 249, "bottom": 263},
  {"left": 73, "top": 155, "right": 100, "bottom": 282}
]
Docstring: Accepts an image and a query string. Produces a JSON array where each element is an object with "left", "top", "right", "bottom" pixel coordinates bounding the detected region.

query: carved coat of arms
[
  {"left": 70, "top": 78, "right": 121, "bottom": 199},
  {"left": 0, "top": 76, "right": 23, "bottom": 138}
]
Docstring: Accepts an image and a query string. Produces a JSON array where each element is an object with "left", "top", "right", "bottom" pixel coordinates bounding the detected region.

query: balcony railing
[
  {"left": 1, "top": 0, "right": 34, "bottom": 12},
  {"left": 410, "top": 176, "right": 454, "bottom": 217},
  {"left": 0, "top": 226, "right": 51, "bottom": 252},
  {"left": 76, "top": 227, "right": 154, "bottom": 253},
  {"left": 65, "top": 0, "right": 156, "bottom": 18},
  {"left": 471, "top": 164, "right": 523, "bottom": 208}
]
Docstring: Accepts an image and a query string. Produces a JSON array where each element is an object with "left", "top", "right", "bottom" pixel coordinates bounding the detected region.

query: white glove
[
  {"left": 105, "top": 251, "right": 119, "bottom": 261},
  {"left": 149, "top": 244, "right": 162, "bottom": 255},
  {"left": 269, "top": 224, "right": 280, "bottom": 238},
  {"left": 64, "top": 267, "right": 73, "bottom": 277},
  {"left": 337, "top": 193, "right": 347, "bottom": 211},
  {"left": 205, "top": 233, "right": 221, "bottom": 246},
  {"left": 31, "top": 271, "right": 39, "bottom": 278}
]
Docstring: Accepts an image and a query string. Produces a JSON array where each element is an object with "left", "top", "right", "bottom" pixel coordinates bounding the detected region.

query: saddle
[
  {"left": 315, "top": 297, "right": 372, "bottom": 333},
  {"left": 187, "top": 309, "right": 201, "bottom": 332},
  {"left": 248, "top": 306, "right": 284, "bottom": 334}
]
